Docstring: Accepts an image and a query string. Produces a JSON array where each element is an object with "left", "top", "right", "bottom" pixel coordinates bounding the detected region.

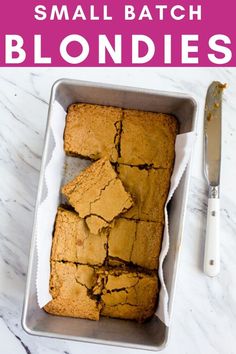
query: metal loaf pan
[{"left": 22, "top": 79, "right": 197, "bottom": 350}]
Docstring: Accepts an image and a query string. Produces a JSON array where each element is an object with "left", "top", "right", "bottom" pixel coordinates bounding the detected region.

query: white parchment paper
[
  {"left": 155, "top": 132, "right": 196, "bottom": 325},
  {"left": 36, "top": 101, "right": 196, "bottom": 326}
]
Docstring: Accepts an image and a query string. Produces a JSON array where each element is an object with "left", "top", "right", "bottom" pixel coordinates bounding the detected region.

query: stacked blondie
[{"left": 44, "top": 103, "right": 178, "bottom": 322}]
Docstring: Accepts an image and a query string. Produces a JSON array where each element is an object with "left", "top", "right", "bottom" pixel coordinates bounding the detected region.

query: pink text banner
[{"left": 0, "top": 0, "right": 235, "bottom": 66}]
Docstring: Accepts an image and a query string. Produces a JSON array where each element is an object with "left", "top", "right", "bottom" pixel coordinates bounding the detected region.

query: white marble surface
[{"left": 0, "top": 67, "right": 236, "bottom": 354}]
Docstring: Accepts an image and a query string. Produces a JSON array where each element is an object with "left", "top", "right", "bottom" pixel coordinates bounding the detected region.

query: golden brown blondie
[
  {"left": 108, "top": 218, "right": 163, "bottom": 270},
  {"left": 51, "top": 207, "right": 107, "bottom": 266},
  {"left": 45, "top": 103, "right": 178, "bottom": 323},
  {"left": 44, "top": 262, "right": 101, "bottom": 320},
  {"left": 99, "top": 268, "right": 158, "bottom": 322},
  {"left": 117, "top": 164, "right": 172, "bottom": 222},
  {"left": 118, "top": 109, "right": 178, "bottom": 168},
  {"left": 64, "top": 103, "right": 122, "bottom": 163},
  {"left": 61, "top": 158, "right": 133, "bottom": 233}
]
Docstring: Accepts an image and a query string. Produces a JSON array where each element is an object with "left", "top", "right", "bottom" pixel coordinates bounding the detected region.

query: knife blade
[{"left": 203, "top": 81, "right": 226, "bottom": 277}]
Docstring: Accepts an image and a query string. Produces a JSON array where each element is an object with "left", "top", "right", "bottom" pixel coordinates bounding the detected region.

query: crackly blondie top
[
  {"left": 64, "top": 103, "right": 123, "bottom": 163},
  {"left": 44, "top": 262, "right": 101, "bottom": 320},
  {"left": 117, "top": 164, "right": 172, "bottom": 222},
  {"left": 51, "top": 207, "right": 107, "bottom": 266},
  {"left": 45, "top": 103, "right": 178, "bottom": 323},
  {"left": 64, "top": 104, "right": 178, "bottom": 168},
  {"left": 61, "top": 158, "right": 133, "bottom": 233},
  {"left": 44, "top": 262, "right": 158, "bottom": 322},
  {"left": 108, "top": 218, "right": 163, "bottom": 270},
  {"left": 118, "top": 109, "right": 178, "bottom": 168},
  {"left": 98, "top": 268, "right": 158, "bottom": 322}
]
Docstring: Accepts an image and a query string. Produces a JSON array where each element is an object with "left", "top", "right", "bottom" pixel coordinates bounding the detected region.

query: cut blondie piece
[
  {"left": 118, "top": 109, "right": 178, "bottom": 168},
  {"left": 51, "top": 207, "right": 107, "bottom": 266},
  {"left": 85, "top": 215, "right": 109, "bottom": 235},
  {"left": 61, "top": 158, "right": 133, "bottom": 233},
  {"left": 117, "top": 164, "right": 171, "bottom": 222},
  {"left": 108, "top": 218, "right": 163, "bottom": 270},
  {"left": 64, "top": 103, "right": 122, "bottom": 163},
  {"left": 44, "top": 262, "right": 101, "bottom": 320},
  {"left": 99, "top": 268, "right": 158, "bottom": 322}
]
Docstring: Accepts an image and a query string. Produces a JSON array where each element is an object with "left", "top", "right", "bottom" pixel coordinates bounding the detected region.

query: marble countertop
[{"left": 0, "top": 67, "right": 235, "bottom": 354}]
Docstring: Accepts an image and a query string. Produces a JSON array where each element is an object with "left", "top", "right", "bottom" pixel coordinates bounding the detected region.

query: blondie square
[
  {"left": 51, "top": 207, "right": 107, "bottom": 266},
  {"left": 108, "top": 218, "right": 163, "bottom": 270},
  {"left": 64, "top": 103, "right": 122, "bottom": 163},
  {"left": 118, "top": 109, "right": 178, "bottom": 168},
  {"left": 44, "top": 262, "right": 101, "bottom": 320},
  {"left": 61, "top": 158, "right": 133, "bottom": 233},
  {"left": 117, "top": 164, "right": 171, "bottom": 222},
  {"left": 99, "top": 268, "right": 158, "bottom": 322}
]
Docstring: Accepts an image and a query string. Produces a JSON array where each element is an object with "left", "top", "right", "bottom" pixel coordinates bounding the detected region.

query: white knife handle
[{"left": 204, "top": 198, "right": 220, "bottom": 277}]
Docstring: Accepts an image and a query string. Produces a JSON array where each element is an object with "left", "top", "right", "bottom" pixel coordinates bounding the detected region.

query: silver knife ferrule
[{"left": 209, "top": 185, "right": 219, "bottom": 199}]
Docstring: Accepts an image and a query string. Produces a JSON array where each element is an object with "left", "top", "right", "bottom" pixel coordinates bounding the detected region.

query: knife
[{"left": 204, "top": 81, "right": 226, "bottom": 277}]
